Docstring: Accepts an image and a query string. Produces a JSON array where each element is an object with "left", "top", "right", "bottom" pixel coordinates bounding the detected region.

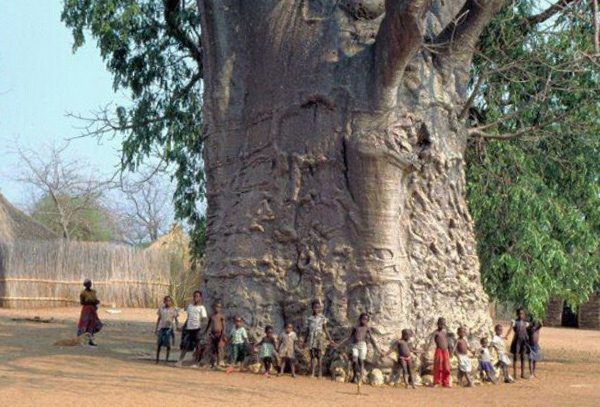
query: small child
[
  {"left": 506, "top": 308, "right": 529, "bottom": 379},
  {"left": 380, "top": 328, "right": 417, "bottom": 389},
  {"left": 490, "top": 324, "right": 514, "bottom": 383},
  {"left": 256, "top": 325, "right": 278, "bottom": 377},
  {"left": 427, "top": 317, "right": 451, "bottom": 388},
  {"left": 527, "top": 319, "right": 543, "bottom": 379},
  {"left": 176, "top": 290, "right": 207, "bottom": 367},
  {"left": 336, "top": 313, "right": 380, "bottom": 384},
  {"left": 304, "top": 300, "right": 334, "bottom": 378},
  {"left": 155, "top": 295, "right": 179, "bottom": 364},
  {"left": 479, "top": 337, "right": 498, "bottom": 385},
  {"left": 453, "top": 327, "right": 474, "bottom": 387},
  {"left": 205, "top": 302, "right": 226, "bottom": 368},
  {"left": 277, "top": 323, "right": 298, "bottom": 377},
  {"left": 228, "top": 316, "right": 249, "bottom": 369}
]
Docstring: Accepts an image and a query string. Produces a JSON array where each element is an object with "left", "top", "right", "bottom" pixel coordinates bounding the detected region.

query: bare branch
[
  {"left": 593, "top": 0, "right": 600, "bottom": 56},
  {"left": 373, "top": 0, "right": 431, "bottom": 109},
  {"left": 468, "top": 112, "right": 570, "bottom": 140},
  {"left": 434, "top": 0, "right": 506, "bottom": 65},
  {"left": 526, "top": 0, "right": 580, "bottom": 26}
]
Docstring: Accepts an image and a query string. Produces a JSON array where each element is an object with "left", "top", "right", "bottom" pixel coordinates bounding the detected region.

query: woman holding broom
[{"left": 77, "top": 278, "right": 103, "bottom": 346}]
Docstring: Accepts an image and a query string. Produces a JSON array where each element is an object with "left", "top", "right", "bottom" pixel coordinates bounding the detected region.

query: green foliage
[
  {"left": 32, "top": 194, "right": 119, "bottom": 242},
  {"left": 467, "top": 0, "right": 600, "bottom": 317},
  {"left": 61, "top": 0, "right": 206, "bottom": 255}
]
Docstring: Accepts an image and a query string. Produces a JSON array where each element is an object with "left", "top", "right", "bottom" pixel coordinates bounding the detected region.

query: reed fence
[{"left": 0, "top": 240, "right": 171, "bottom": 308}]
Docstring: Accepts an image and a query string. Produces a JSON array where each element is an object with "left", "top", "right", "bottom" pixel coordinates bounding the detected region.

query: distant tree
[
  {"left": 112, "top": 164, "right": 175, "bottom": 244},
  {"left": 12, "top": 141, "right": 113, "bottom": 240}
]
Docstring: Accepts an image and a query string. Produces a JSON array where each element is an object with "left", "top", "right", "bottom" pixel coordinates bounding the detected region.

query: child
[
  {"left": 490, "top": 324, "right": 514, "bottom": 383},
  {"left": 205, "top": 302, "right": 227, "bottom": 368},
  {"left": 256, "top": 325, "right": 278, "bottom": 377},
  {"left": 527, "top": 319, "right": 543, "bottom": 378},
  {"left": 277, "top": 323, "right": 298, "bottom": 377},
  {"left": 505, "top": 308, "right": 529, "bottom": 379},
  {"left": 155, "top": 295, "right": 179, "bottom": 364},
  {"left": 380, "top": 328, "right": 417, "bottom": 389},
  {"left": 453, "top": 327, "right": 474, "bottom": 387},
  {"left": 427, "top": 317, "right": 451, "bottom": 388},
  {"left": 479, "top": 337, "right": 498, "bottom": 385},
  {"left": 228, "top": 316, "right": 249, "bottom": 370},
  {"left": 176, "top": 290, "right": 207, "bottom": 368},
  {"left": 304, "top": 300, "right": 334, "bottom": 378},
  {"left": 336, "top": 313, "right": 380, "bottom": 384}
]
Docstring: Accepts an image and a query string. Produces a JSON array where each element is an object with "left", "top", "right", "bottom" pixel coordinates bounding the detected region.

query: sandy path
[{"left": 1, "top": 308, "right": 599, "bottom": 407}]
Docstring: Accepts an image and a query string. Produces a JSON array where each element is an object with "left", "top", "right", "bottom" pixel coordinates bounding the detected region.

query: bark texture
[{"left": 198, "top": 0, "right": 501, "bottom": 348}]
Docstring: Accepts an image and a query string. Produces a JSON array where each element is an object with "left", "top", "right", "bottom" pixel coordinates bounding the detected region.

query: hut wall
[
  {"left": 0, "top": 240, "right": 170, "bottom": 308},
  {"left": 545, "top": 296, "right": 564, "bottom": 327},
  {"left": 578, "top": 294, "right": 600, "bottom": 330}
]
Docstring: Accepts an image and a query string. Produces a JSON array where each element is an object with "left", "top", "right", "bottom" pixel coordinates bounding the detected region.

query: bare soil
[{"left": 1, "top": 307, "right": 599, "bottom": 407}]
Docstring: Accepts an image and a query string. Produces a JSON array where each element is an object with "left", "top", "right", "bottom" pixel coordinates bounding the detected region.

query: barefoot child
[
  {"left": 506, "top": 308, "right": 529, "bottom": 380},
  {"left": 77, "top": 278, "right": 102, "bottom": 346},
  {"left": 491, "top": 324, "right": 514, "bottom": 383},
  {"left": 479, "top": 337, "right": 498, "bottom": 385},
  {"left": 176, "top": 291, "right": 207, "bottom": 367},
  {"left": 205, "top": 302, "right": 227, "bottom": 368},
  {"left": 277, "top": 323, "right": 298, "bottom": 377},
  {"left": 453, "top": 327, "right": 474, "bottom": 387},
  {"left": 428, "top": 317, "right": 451, "bottom": 388},
  {"left": 228, "top": 316, "right": 249, "bottom": 369},
  {"left": 527, "top": 319, "right": 543, "bottom": 378},
  {"left": 380, "top": 328, "right": 417, "bottom": 388},
  {"left": 337, "top": 313, "right": 380, "bottom": 384},
  {"left": 256, "top": 325, "right": 278, "bottom": 377},
  {"left": 155, "top": 295, "right": 179, "bottom": 364},
  {"left": 304, "top": 300, "right": 334, "bottom": 378}
]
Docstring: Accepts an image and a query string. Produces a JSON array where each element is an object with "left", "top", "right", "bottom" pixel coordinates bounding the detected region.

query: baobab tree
[
  {"left": 62, "top": 0, "right": 597, "bottom": 343},
  {"left": 196, "top": 0, "right": 508, "bottom": 340}
]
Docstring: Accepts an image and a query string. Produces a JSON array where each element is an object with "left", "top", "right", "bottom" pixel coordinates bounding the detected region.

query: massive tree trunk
[{"left": 198, "top": 0, "right": 503, "bottom": 347}]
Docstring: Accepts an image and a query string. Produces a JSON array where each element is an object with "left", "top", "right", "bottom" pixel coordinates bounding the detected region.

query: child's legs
[
  {"left": 433, "top": 352, "right": 442, "bottom": 385},
  {"left": 400, "top": 360, "right": 410, "bottom": 384},
  {"left": 166, "top": 346, "right": 171, "bottom": 362}
]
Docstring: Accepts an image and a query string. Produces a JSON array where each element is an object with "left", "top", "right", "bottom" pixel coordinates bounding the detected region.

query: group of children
[{"left": 155, "top": 293, "right": 543, "bottom": 388}]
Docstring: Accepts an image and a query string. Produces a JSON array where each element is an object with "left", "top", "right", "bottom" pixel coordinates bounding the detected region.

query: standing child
[
  {"left": 176, "top": 290, "right": 207, "bottom": 368},
  {"left": 336, "top": 313, "right": 380, "bottom": 384},
  {"left": 527, "top": 319, "right": 543, "bottom": 379},
  {"left": 380, "top": 328, "right": 417, "bottom": 389},
  {"left": 478, "top": 337, "right": 499, "bottom": 385},
  {"left": 155, "top": 295, "right": 179, "bottom": 364},
  {"left": 256, "top": 325, "right": 278, "bottom": 377},
  {"left": 205, "top": 302, "right": 227, "bottom": 368},
  {"left": 277, "top": 323, "right": 298, "bottom": 377},
  {"left": 506, "top": 308, "right": 529, "bottom": 379},
  {"left": 304, "top": 300, "right": 334, "bottom": 378},
  {"left": 428, "top": 317, "right": 452, "bottom": 388},
  {"left": 490, "top": 324, "right": 514, "bottom": 383},
  {"left": 228, "top": 316, "right": 249, "bottom": 370},
  {"left": 453, "top": 327, "right": 474, "bottom": 387},
  {"left": 77, "top": 278, "right": 102, "bottom": 346}
]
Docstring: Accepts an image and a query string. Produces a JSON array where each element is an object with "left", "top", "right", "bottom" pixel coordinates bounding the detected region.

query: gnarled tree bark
[{"left": 198, "top": 0, "right": 504, "bottom": 348}]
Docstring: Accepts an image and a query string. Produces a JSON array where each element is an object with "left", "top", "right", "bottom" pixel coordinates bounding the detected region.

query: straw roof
[
  {"left": 149, "top": 224, "right": 191, "bottom": 269},
  {"left": 0, "top": 193, "right": 58, "bottom": 242}
]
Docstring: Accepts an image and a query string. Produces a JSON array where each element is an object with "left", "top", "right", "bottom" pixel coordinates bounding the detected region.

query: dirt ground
[{"left": 1, "top": 308, "right": 599, "bottom": 407}]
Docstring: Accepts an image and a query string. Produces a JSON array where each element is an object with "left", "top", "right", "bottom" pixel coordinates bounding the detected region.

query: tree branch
[
  {"left": 434, "top": 0, "right": 506, "bottom": 64},
  {"left": 373, "top": 0, "right": 431, "bottom": 109},
  {"left": 163, "top": 0, "right": 204, "bottom": 75},
  {"left": 526, "top": 0, "right": 579, "bottom": 26},
  {"left": 468, "top": 112, "right": 569, "bottom": 140}
]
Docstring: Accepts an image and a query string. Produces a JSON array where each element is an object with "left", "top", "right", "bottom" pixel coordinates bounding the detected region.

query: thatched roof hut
[{"left": 0, "top": 193, "right": 58, "bottom": 242}]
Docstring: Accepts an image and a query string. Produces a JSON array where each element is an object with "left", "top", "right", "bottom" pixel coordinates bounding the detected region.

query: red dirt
[{"left": 1, "top": 307, "right": 599, "bottom": 407}]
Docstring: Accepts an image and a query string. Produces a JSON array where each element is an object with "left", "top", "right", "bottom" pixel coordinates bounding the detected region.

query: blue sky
[{"left": 0, "top": 0, "right": 125, "bottom": 206}]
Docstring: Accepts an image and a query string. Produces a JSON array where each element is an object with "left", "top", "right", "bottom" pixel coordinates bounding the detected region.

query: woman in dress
[{"left": 77, "top": 278, "right": 103, "bottom": 346}]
